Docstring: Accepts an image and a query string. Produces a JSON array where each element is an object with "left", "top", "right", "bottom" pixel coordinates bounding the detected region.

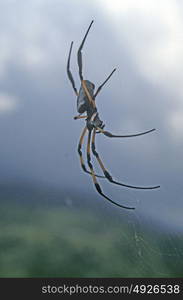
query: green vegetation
[{"left": 0, "top": 185, "right": 182, "bottom": 277}]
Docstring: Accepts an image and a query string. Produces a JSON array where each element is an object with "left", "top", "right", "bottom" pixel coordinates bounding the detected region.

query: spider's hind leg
[
  {"left": 97, "top": 127, "right": 156, "bottom": 138},
  {"left": 77, "top": 126, "right": 105, "bottom": 178},
  {"left": 92, "top": 128, "right": 160, "bottom": 190},
  {"left": 86, "top": 129, "right": 134, "bottom": 209}
]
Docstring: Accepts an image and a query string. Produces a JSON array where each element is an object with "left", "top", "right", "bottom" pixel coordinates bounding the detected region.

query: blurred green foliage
[{"left": 0, "top": 185, "right": 182, "bottom": 278}]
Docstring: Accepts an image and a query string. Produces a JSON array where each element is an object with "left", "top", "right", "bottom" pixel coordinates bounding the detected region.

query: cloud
[
  {"left": 97, "top": 0, "right": 183, "bottom": 85},
  {"left": 170, "top": 110, "right": 183, "bottom": 139},
  {"left": 0, "top": 0, "right": 68, "bottom": 77},
  {"left": 0, "top": 93, "right": 19, "bottom": 113}
]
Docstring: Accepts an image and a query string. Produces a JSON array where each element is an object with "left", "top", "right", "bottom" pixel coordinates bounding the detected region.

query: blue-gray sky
[{"left": 0, "top": 0, "right": 183, "bottom": 229}]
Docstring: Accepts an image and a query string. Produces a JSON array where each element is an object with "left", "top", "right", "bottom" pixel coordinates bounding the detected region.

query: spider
[{"left": 67, "top": 20, "right": 160, "bottom": 209}]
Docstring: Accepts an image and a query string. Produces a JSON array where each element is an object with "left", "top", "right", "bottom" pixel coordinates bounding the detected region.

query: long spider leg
[
  {"left": 92, "top": 128, "right": 160, "bottom": 190},
  {"left": 78, "top": 126, "right": 105, "bottom": 178},
  {"left": 77, "top": 20, "right": 94, "bottom": 81},
  {"left": 67, "top": 42, "right": 78, "bottom": 96},
  {"left": 94, "top": 68, "right": 116, "bottom": 99},
  {"left": 87, "top": 129, "right": 135, "bottom": 210},
  {"left": 96, "top": 127, "right": 156, "bottom": 137}
]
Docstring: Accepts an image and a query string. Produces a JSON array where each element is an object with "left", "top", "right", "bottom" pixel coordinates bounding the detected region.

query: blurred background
[{"left": 0, "top": 0, "right": 183, "bottom": 277}]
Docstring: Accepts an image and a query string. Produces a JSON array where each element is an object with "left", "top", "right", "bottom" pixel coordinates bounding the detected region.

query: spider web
[{"left": 116, "top": 190, "right": 183, "bottom": 277}]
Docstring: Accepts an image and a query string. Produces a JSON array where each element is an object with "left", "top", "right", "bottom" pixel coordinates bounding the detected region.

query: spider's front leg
[
  {"left": 67, "top": 41, "right": 78, "bottom": 96},
  {"left": 77, "top": 20, "right": 94, "bottom": 81}
]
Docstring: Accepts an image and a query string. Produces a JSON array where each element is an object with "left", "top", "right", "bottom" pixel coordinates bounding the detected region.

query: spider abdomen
[{"left": 77, "top": 80, "right": 95, "bottom": 113}]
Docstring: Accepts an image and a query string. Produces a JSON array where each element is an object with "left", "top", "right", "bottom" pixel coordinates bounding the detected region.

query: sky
[{"left": 0, "top": 0, "right": 183, "bottom": 229}]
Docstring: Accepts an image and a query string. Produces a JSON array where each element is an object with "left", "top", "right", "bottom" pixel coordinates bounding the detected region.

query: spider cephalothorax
[
  {"left": 67, "top": 20, "right": 160, "bottom": 209},
  {"left": 86, "top": 112, "right": 104, "bottom": 131}
]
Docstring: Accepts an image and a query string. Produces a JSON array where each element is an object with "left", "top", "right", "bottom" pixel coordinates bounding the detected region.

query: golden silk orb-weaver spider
[{"left": 67, "top": 20, "right": 160, "bottom": 209}]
